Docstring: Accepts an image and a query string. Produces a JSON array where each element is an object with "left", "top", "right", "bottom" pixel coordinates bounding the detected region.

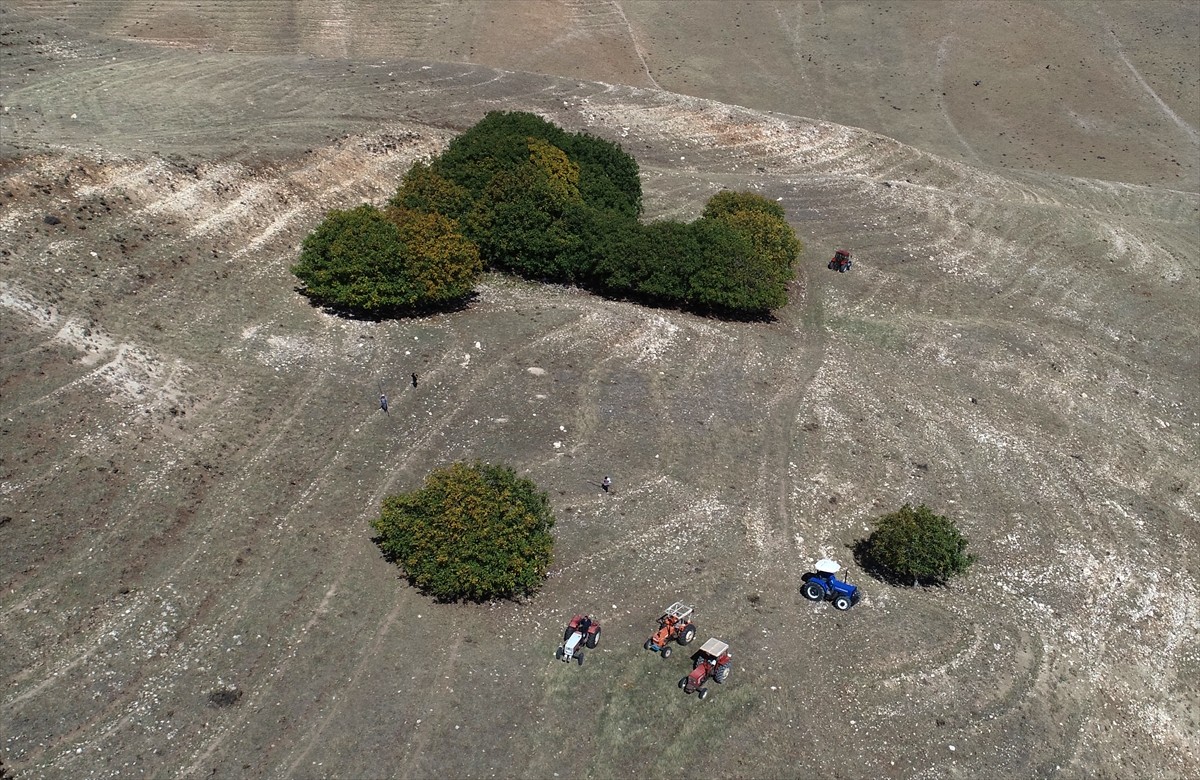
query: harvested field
[{"left": 1, "top": 2, "right": 1197, "bottom": 779}]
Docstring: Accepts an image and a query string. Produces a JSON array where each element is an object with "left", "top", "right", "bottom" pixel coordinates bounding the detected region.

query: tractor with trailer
[
  {"left": 828, "top": 249, "right": 853, "bottom": 273},
  {"left": 801, "top": 558, "right": 861, "bottom": 610},
  {"left": 555, "top": 614, "right": 601, "bottom": 665},
  {"left": 678, "top": 638, "right": 732, "bottom": 700},
  {"left": 644, "top": 601, "right": 697, "bottom": 659}
]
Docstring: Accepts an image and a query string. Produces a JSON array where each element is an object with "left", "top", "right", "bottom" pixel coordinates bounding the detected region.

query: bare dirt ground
[{"left": 1, "top": 2, "right": 1197, "bottom": 779}]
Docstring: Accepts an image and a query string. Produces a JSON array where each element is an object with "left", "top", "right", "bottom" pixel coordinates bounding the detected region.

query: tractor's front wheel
[
  {"left": 643, "top": 639, "right": 653, "bottom": 650},
  {"left": 586, "top": 627, "right": 601, "bottom": 649},
  {"left": 802, "top": 582, "right": 824, "bottom": 601},
  {"left": 661, "top": 647, "right": 672, "bottom": 659},
  {"left": 833, "top": 595, "right": 852, "bottom": 611},
  {"left": 714, "top": 665, "right": 730, "bottom": 684},
  {"left": 576, "top": 652, "right": 585, "bottom": 666},
  {"left": 554, "top": 646, "right": 563, "bottom": 661},
  {"left": 678, "top": 677, "right": 688, "bottom": 690},
  {"left": 698, "top": 688, "right": 709, "bottom": 700},
  {"left": 680, "top": 625, "right": 697, "bottom": 645}
]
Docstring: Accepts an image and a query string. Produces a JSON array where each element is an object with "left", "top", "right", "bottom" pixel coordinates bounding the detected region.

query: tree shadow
[
  {"left": 585, "top": 284, "right": 779, "bottom": 323},
  {"left": 295, "top": 287, "right": 478, "bottom": 321}
]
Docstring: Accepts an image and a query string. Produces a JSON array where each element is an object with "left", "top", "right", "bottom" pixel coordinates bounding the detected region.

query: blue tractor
[{"left": 801, "top": 559, "right": 861, "bottom": 611}]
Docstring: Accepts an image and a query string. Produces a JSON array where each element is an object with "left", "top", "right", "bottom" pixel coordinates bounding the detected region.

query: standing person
[
  {"left": 379, "top": 393, "right": 388, "bottom": 414},
  {"left": 601, "top": 476, "right": 612, "bottom": 493},
  {"left": 411, "top": 372, "right": 419, "bottom": 388}
]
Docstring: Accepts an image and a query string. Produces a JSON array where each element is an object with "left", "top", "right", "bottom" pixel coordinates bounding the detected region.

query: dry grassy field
[{"left": 2, "top": 2, "right": 1197, "bottom": 778}]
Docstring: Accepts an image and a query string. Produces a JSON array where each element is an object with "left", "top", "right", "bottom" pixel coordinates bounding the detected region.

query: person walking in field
[
  {"left": 380, "top": 393, "right": 388, "bottom": 413},
  {"left": 411, "top": 372, "right": 419, "bottom": 388},
  {"left": 602, "top": 476, "right": 612, "bottom": 493}
]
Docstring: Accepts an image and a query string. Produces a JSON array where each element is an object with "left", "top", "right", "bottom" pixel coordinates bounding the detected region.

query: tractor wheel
[
  {"left": 833, "top": 595, "right": 852, "bottom": 611},
  {"left": 643, "top": 638, "right": 653, "bottom": 651},
  {"left": 714, "top": 665, "right": 730, "bottom": 684},
  {"left": 555, "top": 646, "right": 563, "bottom": 661},
  {"left": 576, "top": 652, "right": 585, "bottom": 666},
  {"left": 698, "top": 688, "right": 709, "bottom": 700},
  {"left": 661, "top": 647, "right": 672, "bottom": 659},
  {"left": 678, "top": 677, "right": 688, "bottom": 690},
  {"left": 563, "top": 627, "right": 573, "bottom": 642},
  {"left": 680, "top": 625, "right": 697, "bottom": 645},
  {"left": 802, "top": 582, "right": 824, "bottom": 601},
  {"left": 586, "top": 627, "right": 601, "bottom": 649}
]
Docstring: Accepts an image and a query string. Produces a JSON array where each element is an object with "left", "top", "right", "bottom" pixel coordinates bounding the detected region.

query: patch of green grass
[{"left": 826, "top": 315, "right": 908, "bottom": 352}]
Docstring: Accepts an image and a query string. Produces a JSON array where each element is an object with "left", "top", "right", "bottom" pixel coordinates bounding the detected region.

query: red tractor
[
  {"left": 555, "top": 614, "right": 601, "bottom": 666},
  {"left": 828, "top": 249, "right": 853, "bottom": 273},
  {"left": 679, "top": 638, "right": 732, "bottom": 700},
  {"left": 643, "top": 601, "right": 697, "bottom": 659}
]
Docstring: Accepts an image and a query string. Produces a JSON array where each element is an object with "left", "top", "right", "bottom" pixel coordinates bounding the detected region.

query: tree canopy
[
  {"left": 372, "top": 462, "right": 555, "bottom": 602},
  {"left": 292, "top": 112, "right": 805, "bottom": 319},
  {"left": 290, "top": 203, "right": 480, "bottom": 315},
  {"left": 855, "top": 503, "right": 976, "bottom": 586}
]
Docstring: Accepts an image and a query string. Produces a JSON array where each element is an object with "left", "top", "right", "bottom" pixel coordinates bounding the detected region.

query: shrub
[
  {"left": 372, "top": 462, "right": 555, "bottom": 602},
  {"left": 855, "top": 503, "right": 976, "bottom": 585}
]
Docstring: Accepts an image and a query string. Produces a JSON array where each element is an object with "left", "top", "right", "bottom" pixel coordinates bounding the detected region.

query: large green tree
[
  {"left": 856, "top": 504, "right": 976, "bottom": 585},
  {"left": 466, "top": 138, "right": 589, "bottom": 280},
  {"left": 385, "top": 206, "right": 481, "bottom": 305},
  {"left": 388, "top": 161, "right": 473, "bottom": 221},
  {"left": 433, "top": 111, "right": 641, "bottom": 218},
  {"left": 291, "top": 204, "right": 418, "bottom": 313},
  {"left": 372, "top": 462, "right": 555, "bottom": 602},
  {"left": 291, "top": 203, "right": 480, "bottom": 315}
]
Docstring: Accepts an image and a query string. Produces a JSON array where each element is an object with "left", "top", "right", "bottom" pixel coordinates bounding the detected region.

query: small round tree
[
  {"left": 372, "top": 462, "right": 555, "bottom": 602},
  {"left": 857, "top": 503, "right": 976, "bottom": 585}
]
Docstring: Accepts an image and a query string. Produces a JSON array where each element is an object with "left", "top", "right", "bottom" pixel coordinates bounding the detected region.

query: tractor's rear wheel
[
  {"left": 661, "top": 647, "right": 672, "bottom": 659},
  {"left": 564, "top": 627, "right": 574, "bottom": 642},
  {"left": 802, "top": 582, "right": 824, "bottom": 601},
  {"left": 833, "top": 595, "right": 852, "bottom": 611},
  {"left": 680, "top": 625, "right": 696, "bottom": 645},
  {"left": 698, "top": 688, "right": 709, "bottom": 700},
  {"left": 586, "top": 627, "right": 601, "bottom": 649},
  {"left": 714, "top": 665, "right": 730, "bottom": 683}
]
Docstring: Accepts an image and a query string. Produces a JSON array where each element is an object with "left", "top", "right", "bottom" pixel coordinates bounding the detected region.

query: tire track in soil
[
  {"left": 279, "top": 596, "right": 409, "bottom": 777},
  {"left": 1, "top": 127, "right": 458, "bottom": 768},
  {"left": 395, "top": 632, "right": 467, "bottom": 780},
  {"left": 180, "top": 330, "right": 537, "bottom": 776},
  {"left": 747, "top": 297, "right": 827, "bottom": 565}
]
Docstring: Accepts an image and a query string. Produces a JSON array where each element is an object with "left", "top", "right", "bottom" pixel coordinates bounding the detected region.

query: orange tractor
[{"left": 643, "top": 601, "right": 697, "bottom": 659}]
